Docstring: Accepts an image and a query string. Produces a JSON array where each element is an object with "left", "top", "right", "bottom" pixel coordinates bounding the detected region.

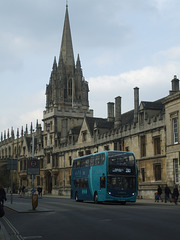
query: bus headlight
[
  {"left": 108, "top": 192, "right": 111, "bottom": 195},
  {"left": 132, "top": 193, "right": 135, "bottom": 196}
]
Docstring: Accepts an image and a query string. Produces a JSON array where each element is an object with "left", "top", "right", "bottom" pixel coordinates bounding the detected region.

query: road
[{"left": 0, "top": 195, "right": 180, "bottom": 240}]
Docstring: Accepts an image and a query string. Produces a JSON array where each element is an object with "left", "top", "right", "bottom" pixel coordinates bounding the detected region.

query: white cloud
[
  {"left": 0, "top": 89, "right": 45, "bottom": 133},
  {"left": 88, "top": 57, "right": 180, "bottom": 118},
  {"left": 19, "top": 109, "right": 43, "bottom": 129}
]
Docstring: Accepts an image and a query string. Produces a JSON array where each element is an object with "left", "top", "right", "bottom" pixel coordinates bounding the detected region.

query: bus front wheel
[{"left": 94, "top": 192, "right": 98, "bottom": 204}]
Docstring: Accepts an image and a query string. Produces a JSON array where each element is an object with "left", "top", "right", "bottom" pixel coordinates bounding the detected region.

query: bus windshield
[
  {"left": 107, "top": 152, "right": 135, "bottom": 175},
  {"left": 107, "top": 176, "right": 136, "bottom": 190}
]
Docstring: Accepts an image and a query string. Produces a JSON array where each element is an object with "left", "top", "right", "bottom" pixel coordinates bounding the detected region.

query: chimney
[
  {"left": 171, "top": 75, "right": 179, "bottom": 94},
  {"left": 134, "top": 87, "right": 139, "bottom": 123},
  {"left": 107, "top": 102, "right": 114, "bottom": 122},
  {"left": 115, "top": 96, "right": 122, "bottom": 128}
]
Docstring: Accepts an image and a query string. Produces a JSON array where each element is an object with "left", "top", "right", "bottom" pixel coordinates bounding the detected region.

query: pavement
[
  {"left": 0, "top": 194, "right": 58, "bottom": 239},
  {"left": 0, "top": 196, "right": 179, "bottom": 239},
  {"left": 2, "top": 193, "right": 66, "bottom": 213},
  {"left": 2, "top": 198, "right": 175, "bottom": 213},
  {"left": 4, "top": 199, "right": 53, "bottom": 213}
]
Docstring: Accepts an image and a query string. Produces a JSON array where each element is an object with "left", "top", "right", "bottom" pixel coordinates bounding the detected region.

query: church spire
[
  {"left": 45, "top": 4, "right": 90, "bottom": 111},
  {"left": 59, "top": 4, "right": 75, "bottom": 67}
]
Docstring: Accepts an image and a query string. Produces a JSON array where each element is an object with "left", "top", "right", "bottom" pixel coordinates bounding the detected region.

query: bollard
[{"left": 32, "top": 194, "right": 38, "bottom": 210}]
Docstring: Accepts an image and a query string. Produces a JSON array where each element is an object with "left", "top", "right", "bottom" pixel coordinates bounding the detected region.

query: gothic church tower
[
  {"left": 43, "top": 4, "right": 93, "bottom": 144},
  {"left": 46, "top": 5, "right": 89, "bottom": 110}
]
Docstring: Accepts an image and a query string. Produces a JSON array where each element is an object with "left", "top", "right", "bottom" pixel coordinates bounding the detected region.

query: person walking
[
  {"left": 172, "top": 185, "right": 179, "bottom": 205},
  {"left": 0, "top": 185, "right": 7, "bottom": 206},
  {"left": 37, "top": 187, "right": 42, "bottom": 197},
  {"left": 157, "top": 185, "right": 163, "bottom": 202},
  {"left": 22, "top": 185, "right": 25, "bottom": 197},
  {"left": 164, "top": 184, "right": 171, "bottom": 203}
]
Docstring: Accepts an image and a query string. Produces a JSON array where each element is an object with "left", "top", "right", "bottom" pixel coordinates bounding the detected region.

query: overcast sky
[{"left": 1, "top": 0, "right": 180, "bottom": 135}]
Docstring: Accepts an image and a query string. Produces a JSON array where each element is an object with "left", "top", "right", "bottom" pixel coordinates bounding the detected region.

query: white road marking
[
  {"left": 23, "top": 236, "right": 42, "bottom": 239},
  {"left": 3, "top": 216, "right": 24, "bottom": 240}
]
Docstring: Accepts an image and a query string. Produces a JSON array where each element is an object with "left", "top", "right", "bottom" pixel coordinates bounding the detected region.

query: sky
[{"left": 1, "top": 0, "right": 180, "bottom": 135}]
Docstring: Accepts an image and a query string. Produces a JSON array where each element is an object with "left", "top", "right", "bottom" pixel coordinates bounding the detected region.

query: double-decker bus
[{"left": 71, "top": 151, "right": 138, "bottom": 204}]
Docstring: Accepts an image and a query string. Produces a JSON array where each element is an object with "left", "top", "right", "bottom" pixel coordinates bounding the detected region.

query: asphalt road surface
[{"left": 1, "top": 195, "right": 180, "bottom": 240}]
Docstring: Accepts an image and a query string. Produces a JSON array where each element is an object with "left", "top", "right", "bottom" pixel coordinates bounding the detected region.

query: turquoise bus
[{"left": 71, "top": 151, "right": 138, "bottom": 204}]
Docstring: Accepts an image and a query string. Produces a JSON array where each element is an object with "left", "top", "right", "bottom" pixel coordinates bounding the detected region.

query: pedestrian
[
  {"left": 172, "top": 185, "right": 179, "bottom": 205},
  {"left": 22, "top": 185, "right": 25, "bottom": 197},
  {"left": 0, "top": 185, "right": 7, "bottom": 206},
  {"left": 157, "top": 185, "right": 163, "bottom": 202},
  {"left": 37, "top": 187, "right": 42, "bottom": 197},
  {"left": 155, "top": 191, "right": 159, "bottom": 202},
  {"left": 0, "top": 202, "right": 5, "bottom": 218},
  {"left": 164, "top": 184, "right": 171, "bottom": 203}
]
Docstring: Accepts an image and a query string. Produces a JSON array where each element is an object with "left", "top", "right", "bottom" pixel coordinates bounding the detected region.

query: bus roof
[{"left": 72, "top": 150, "right": 134, "bottom": 161}]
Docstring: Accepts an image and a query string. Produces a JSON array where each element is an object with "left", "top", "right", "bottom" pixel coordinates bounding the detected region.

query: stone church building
[{"left": 0, "top": 5, "right": 180, "bottom": 199}]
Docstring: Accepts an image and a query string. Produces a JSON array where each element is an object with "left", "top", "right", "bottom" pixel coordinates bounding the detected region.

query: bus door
[
  {"left": 90, "top": 168, "right": 105, "bottom": 200},
  {"left": 100, "top": 175, "right": 105, "bottom": 188},
  {"left": 98, "top": 174, "right": 106, "bottom": 201}
]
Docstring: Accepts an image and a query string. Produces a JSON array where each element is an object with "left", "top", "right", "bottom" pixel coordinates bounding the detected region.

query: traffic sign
[
  {"left": 27, "top": 157, "right": 40, "bottom": 175},
  {"left": 30, "top": 159, "right": 38, "bottom": 168}
]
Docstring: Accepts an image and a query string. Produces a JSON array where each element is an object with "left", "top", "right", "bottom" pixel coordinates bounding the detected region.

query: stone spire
[
  {"left": 17, "top": 128, "right": 19, "bottom": 138},
  {"left": 4, "top": 130, "right": 6, "bottom": 140},
  {"left": 36, "top": 119, "right": 39, "bottom": 130},
  {"left": 59, "top": 4, "right": 75, "bottom": 68},
  {"left": 7, "top": 129, "right": 10, "bottom": 138},
  {"left": 76, "top": 54, "right": 82, "bottom": 75},
  {"left": 30, "top": 122, "right": 33, "bottom": 134},
  {"left": 45, "top": 4, "right": 90, "bottom": 112},
  {"left": 21, "top": 126, "right": 24, "bottom": 137},
  {"left": 11, "top": 127, "right": 14, "bottom": 139},
  {"left": 25, "top": 124, "right": 28, "bottom": 135}
]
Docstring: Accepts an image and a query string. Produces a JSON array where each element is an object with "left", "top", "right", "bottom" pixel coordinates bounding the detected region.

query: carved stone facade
[{"left": 0, "top": 6, "right": 180, "bottom": 199}]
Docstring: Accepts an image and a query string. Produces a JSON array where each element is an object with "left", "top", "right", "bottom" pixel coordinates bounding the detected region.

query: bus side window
[
  {"left": 90, "top": 156, "right": 94, "bottom": 166},
  {"left": 77, "top": 160, "right": 81, "bottom": 168},
  {"left": 95, "top": 155, "right": 101, "bottom": 165},
  {"left": 100, "top": 176, "right": 105, "bottom": 188},
  {"left": 85, "top": 158, "right": 89, "bottom": 167},
  {"left": 81, "top": 159, "right": 85, "bottom": 168},
  {"left": 100, "top": 153, "right": 105, "bottom": 165},
  {"left": 94, "top": 154, "right": 105, "bottom": 165}
]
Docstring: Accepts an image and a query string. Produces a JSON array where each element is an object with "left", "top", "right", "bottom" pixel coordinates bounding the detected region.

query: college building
[{"left": 0, "top": 5, "right": 180, "bottom": 199}]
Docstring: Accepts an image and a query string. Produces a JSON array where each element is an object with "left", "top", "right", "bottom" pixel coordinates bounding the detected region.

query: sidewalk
[
  {"left": 136, "top": 197, "right": 180, "bottom": 206},
  {"left": 3, "top": 195, "right": 179, "bottom": 213},
  {"left": 4, "top": 196, "right": 55, "bottom": 213},
  {"left": 0, "top": 195, "right": 56, "bottom": 240},
  {"left": 3, "top": 193, "right": 70, "bottom": 213}
]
